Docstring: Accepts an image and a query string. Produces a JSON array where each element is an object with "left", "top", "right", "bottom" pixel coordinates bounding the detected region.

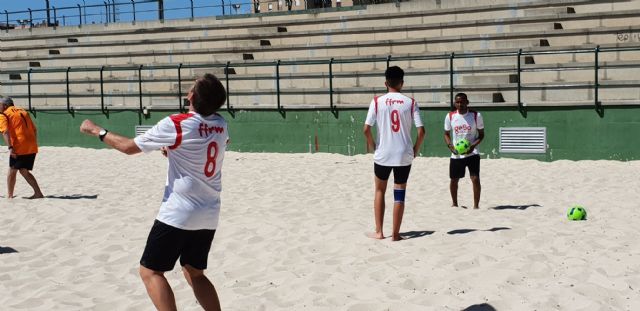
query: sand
[{"left": 1, "top": 147, "right": 639, "bottom": 310}]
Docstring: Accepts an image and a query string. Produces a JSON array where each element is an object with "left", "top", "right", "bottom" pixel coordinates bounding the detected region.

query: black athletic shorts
[
  {"left": 374, "top": 163, "right": 412, "bottom": 184},
  {"left": 140, "top": 220, "right": 216, "bottom": 272},
  {"left": 9, "top": 153, "right": 36, "bottom": 170},
  {"left": 450, "top": 154, "right": 480, "bottom": 179}
]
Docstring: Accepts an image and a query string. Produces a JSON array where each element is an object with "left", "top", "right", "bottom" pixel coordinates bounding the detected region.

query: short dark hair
[
  {"left": 385, "top": 66, "right": 404, "bottom": 89},
  {"left": 190, "top": 73, "right": 226, "bottom": 116},
  {"left": 455, "top": 93, "right": 468, "bottom": 101}
]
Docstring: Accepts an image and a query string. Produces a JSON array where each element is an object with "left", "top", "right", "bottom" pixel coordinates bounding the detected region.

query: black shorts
[
  {"left": 374, "top": 163, "right": 412, "bottom": 184},
  {"left": 450, "top": 154, "right": 480, "bottom": 179},
  {"left": 9, "top": 153, "right": 37, "bottom": 170},
  {"left": 140, "top": 220, "right": 216, "bottom": 272}
]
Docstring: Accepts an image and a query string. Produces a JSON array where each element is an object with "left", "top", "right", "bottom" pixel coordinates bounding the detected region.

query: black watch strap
[{"left": 99, "top": 129, "right": 109, "bottom": 142}]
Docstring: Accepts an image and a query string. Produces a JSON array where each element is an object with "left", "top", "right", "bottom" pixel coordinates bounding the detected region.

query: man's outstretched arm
[{"left": 80, "top": 119, "right": 141, "bottom": 155}]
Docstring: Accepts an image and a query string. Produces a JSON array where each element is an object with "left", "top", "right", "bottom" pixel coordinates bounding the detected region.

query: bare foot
[
  {"left": 391, "top": 235, "right": 406, "bottom": 241},
  {"left": 365, "top": 232, "right": 385, "bottom": 240},
  {"left": 452, "top": 204, "right": 458, "bottom": 208},
  {"left": 27, "top": 194, "right": 44, "bottom": 199},
  {"left": 473, "top": 206, "right": 479, "bottom": 209}
]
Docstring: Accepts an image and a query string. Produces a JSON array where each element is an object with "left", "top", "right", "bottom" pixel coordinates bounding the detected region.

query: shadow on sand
[
  {"left": 0, "top": 246, "right": 18, "bottom": 254},
  {"left": 447, "top": 227, "right": 511, "bottom": 235},
  {"left": 491, "top": 204, "right": 541, "bottom": 210},
  {"left": 400, "top": 230, "right": 435, "bottom": 240},
  {"left": 45, "top": 194, "right": 98, "bottom": 200},
  {"left": 462, "top": 303, "right": 497, "bottom": 311}
]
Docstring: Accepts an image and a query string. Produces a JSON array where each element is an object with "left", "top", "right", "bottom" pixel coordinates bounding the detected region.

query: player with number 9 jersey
[
  {"left": 364, "top": 92, "right": 424, "bottom": 166},
  {"left": 134, "top": 112, "right": 228, "bottom": 231}
]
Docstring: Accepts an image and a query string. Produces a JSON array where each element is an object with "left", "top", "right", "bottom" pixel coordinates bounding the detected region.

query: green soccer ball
[
  {"left": 455, "top": 139, "right": 471, "bottom": 154},
  {"left": 567, "top": 205, "right": 587, "bottom": 221}
]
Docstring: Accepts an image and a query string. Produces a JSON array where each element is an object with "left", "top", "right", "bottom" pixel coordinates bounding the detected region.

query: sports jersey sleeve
[
  {"left": 364, "top": 99, "right": 377, "bottom": 126},
  {"left": 134, "top": 117, "right": 177, "bottom": 153},
  {"left": 0, "top": 114, "right": 7, "bottom": 133},
  {"left": 476, "top": 112, "right": 485, "bottom": 130},
  {"left": 413, "top": 101, "right": 424, "bottom": 128},
  {"left": 444, "top": 113, "right": 452, "bottom": 131}
]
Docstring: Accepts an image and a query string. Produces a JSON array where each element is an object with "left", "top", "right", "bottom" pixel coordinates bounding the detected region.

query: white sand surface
[{"left": 1, "top": 147, "right": 639, "bottom": 310}]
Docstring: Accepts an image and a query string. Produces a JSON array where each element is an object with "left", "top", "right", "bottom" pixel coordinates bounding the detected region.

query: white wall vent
[
  {"left": 499, "top": 127, "right": 547, "bottom": 153},
  {"left": 135, "top": 125, "right": 153, "bottom": 136}
]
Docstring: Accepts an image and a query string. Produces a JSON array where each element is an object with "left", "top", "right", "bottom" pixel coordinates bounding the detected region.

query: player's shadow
[
  {"left": 45, "top": 194, "right": 98, "bottom": 200},
  {"left": 491, "top": 204, "right": 541, "bottom": 210},
  {"left": 462, "top": 303, "right": 497, "bottom": 311},
  {"left": 448, "top": 227, "right": 511, "bottom": 235},
  {"left": 400, "top": 230, "right": 435, "bottom": 240},
  {"left": 0, "top": 246, "right": 18, "bottom": 254}
]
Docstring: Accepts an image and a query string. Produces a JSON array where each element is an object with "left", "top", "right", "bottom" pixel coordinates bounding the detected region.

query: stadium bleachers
[{"left": 1, "top": 0, "right": 640, "bottom": 110}]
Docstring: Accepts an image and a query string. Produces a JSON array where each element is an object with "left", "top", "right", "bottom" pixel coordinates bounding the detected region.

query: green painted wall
[{"left": 25, "top": 106, "right": 639, "bottom": 161}]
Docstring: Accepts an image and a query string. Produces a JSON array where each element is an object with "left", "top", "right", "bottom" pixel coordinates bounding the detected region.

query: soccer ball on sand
[{"left": 567, "top": 205, "right": 587, "bottom": 221}]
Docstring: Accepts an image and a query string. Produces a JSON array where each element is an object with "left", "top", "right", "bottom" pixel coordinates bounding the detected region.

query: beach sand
[{"left": 1, "top": 147, "right": 639, "bottom": 310}]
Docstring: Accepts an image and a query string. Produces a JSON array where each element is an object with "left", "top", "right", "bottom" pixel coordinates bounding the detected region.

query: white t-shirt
[
  {"left": 134, "top": 112, "right": 228, "bottom": 230},
  {"left": 364, "top": 92, "right": 424, "bottom": 166},
  {"left": 444, "top": 110, "right": 484, "bottom": 159}
]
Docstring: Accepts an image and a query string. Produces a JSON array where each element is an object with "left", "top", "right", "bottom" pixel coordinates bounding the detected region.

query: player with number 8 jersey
[
  {"left": 134, "top": 111, "right": 228, "bottom": 230},
  {"left": 80, "top": 73, "right": 229, "bottom": 310}
]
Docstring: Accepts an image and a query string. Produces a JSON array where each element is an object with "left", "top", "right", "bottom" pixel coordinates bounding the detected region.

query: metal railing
[
  {"left": 2, "top": 45, "right": 640, "bottom": 120},
  {"left": 2, "top": 0, "right": 259, "bottom": 30}
]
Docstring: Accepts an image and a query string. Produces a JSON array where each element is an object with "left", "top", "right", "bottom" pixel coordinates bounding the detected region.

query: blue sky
[{"left": 1, "top": 0, "right": 253, "bottom": 26}]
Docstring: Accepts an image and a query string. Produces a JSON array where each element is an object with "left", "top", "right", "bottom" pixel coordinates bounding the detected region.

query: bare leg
[
  {"left": 391, "top": 183, "right": 407, "bottom": 241},
  {"left": 367, "top": 176, "right": 387, "bottom": 239},
  {"left": 139, "top": 266, "right": 177, "bottom": 311},
  {"left": 7, "top": 168, "right": 17, "bottom": 199},
  {"left": 19, "top": 169, "right": 44, "bottom": 199},
  {"left": 182, "top": 265, "right": 222, "bottom": 311},
  {"left": 470, "top": 175, "right": 481, "bottom": 209},
  {"left": 449, "top": 178, "right": 459, "bottom": 207}
]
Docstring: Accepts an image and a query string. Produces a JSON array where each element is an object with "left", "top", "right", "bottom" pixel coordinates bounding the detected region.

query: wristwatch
[{"left": 98, "top": 128, "right": 109, "bottom": 141}]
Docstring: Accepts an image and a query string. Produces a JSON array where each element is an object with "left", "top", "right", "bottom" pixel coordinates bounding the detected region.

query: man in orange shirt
[{"left": 0, "top": 97, "right": 44, "bottom": 199}]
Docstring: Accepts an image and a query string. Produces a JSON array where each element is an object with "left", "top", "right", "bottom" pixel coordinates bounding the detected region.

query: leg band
[{"left": 394, "top": 189, "right": 406, "bottom": 203}]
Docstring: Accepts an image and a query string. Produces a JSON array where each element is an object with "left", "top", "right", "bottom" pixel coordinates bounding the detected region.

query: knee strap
[{"left": 394, "top": 189, "right": 406, "bottom": 203}]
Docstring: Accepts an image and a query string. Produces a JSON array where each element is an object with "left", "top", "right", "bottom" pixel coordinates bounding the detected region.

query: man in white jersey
[
  {"left": 80, "top": 74, "right": 228, "bottom": 311},
  {"left": 363, "top": 66, "right": 425, "bottom": 241},
  {"left": 444, "top": 93, "right": 485, "bottom": 209}
]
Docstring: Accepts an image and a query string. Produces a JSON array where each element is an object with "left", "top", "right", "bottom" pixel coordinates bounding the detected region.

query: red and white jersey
[
  {"left": 444, "top": 110, "right": 484, "bottom": 159},
  {"left": 365, "top": 92, "right": 424, "bottom": 166},
  {"left": 134, "top": 112, "right": 228, "bottom": 230}
]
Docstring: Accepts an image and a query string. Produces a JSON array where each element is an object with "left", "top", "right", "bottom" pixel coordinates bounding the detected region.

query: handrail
[{"left": 4, "top": 45, "right": 640, "bottom": 114}]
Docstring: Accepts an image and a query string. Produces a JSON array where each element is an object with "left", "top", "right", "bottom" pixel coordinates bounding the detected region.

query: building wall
[{"left": 28, "top": 106, "right": 639, "bottom": 161}]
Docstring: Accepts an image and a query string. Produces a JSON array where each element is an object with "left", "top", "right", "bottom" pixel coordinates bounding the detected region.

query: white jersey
[
  {"left": 364, "top": 92, "right": 424, "bottom": 166},
  {"left": 134, "top": 112, "right": 228, "bottom": 230},
  {"left": 444, "top": 110, "right": 484, "bottom": 159}
]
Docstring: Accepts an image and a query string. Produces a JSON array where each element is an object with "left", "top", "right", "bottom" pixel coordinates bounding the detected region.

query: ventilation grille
[
  {"left": 135, "top": 125, "right": 153, "bottom": 136},
  {"left": 499, "top": 127, "right": 547, "bottom": 153}
]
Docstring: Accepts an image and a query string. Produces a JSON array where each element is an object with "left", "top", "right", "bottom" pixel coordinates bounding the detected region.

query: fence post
[
  {"left": 517, "top": 49, "right": 526, "bottom": 117},
  {"left": 190, "top": 0, "right": 194, "bottom": 19},
  {"left": 66, "top": 67, "right": 72, "bottom": 114},
  {"left": 4, "top": 10, "right": 8, "bottom": 33},
  {"left": 225, "top": 61, "right": 234, "bottom": 117},
  {"left": 449, "top": 52, "right": 455, "bottom": 110},
  {"left": 28, "top": 69, "right": 33, "bottom": 111},
  {"left": 100, "top": 66, "right": 106, "bottom": 114},
  {"left": 28, "top": 8, "right": 33, "bottom": 27},
  {"left": 104, "top": 1, "right": 109, "bottom": 24},
  {"left": 329, "top": 58, "right": 334, "bottom": 112},
  {"left": 222, "top": 0, "right": 226, "bottom": 16},
  {"left": 276, "top": 60, "right": 285, "bottom": 117},
  {"left": 132, "top": 0, "right": 136, "bottom": 23},
  {"left": 177, "top": 63, "right": 183, "bottom": 112},
  {"left": 138, "top": 65, "right": 143, "bottom": 115},
  {"left": 594, "top": 45, "right": 603, "bottom": 116},
  {"left": 76, "top": 5, "right": 81, "bottom": 25}
]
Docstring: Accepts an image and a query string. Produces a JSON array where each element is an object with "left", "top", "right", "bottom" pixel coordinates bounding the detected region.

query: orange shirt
[{"left": 0, "top": 106, "right": 38, "bottom": 155}]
